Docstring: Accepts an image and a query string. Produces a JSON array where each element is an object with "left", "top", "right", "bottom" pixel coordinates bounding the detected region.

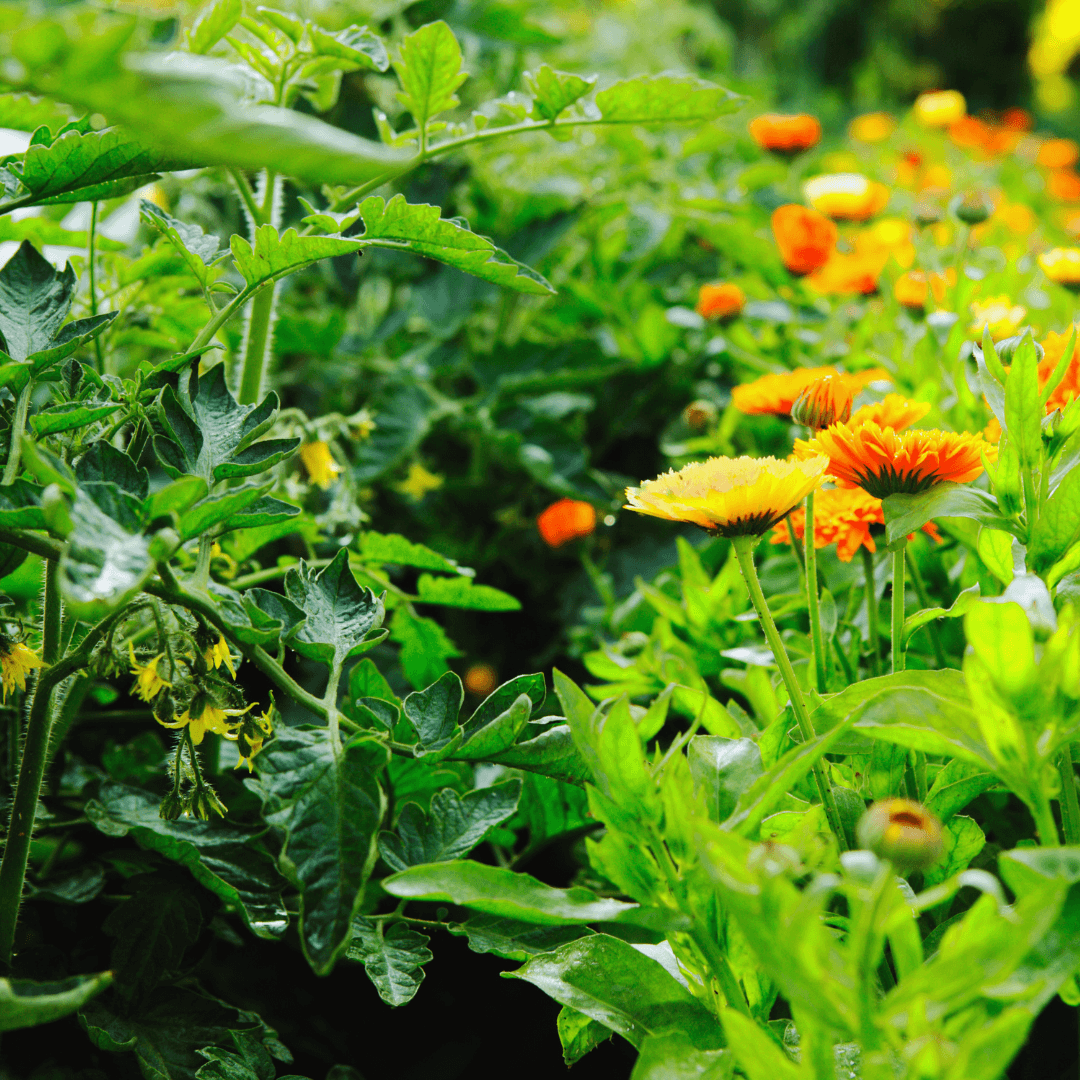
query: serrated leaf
[
  {"left": 393, "top": 21, "right": 467, "bottom": 130},
  {"left": 453, "top": 693, "right": 532, "bottom": 760},
  {"left": 415, "top": 572, "right": 521, "bottom": 610},
  {"left": 251, "top": 727, "right": 389, "bottom": 975},
  {"left": 141, "top": 200, "right": 226, "bottom": 287},
  {"left": 231, "top": 224, "right": 362, "bottom": 290},
  {"left": 452, "top": 915, "right": 587, "bottom": 962},
  {"left": 480, "top": 724, "right": 591, "bottom": 784},
  {"left": 0, "top": 240, "right": 74, "bottom": 362},
  {"left": 187, "top": 0, "right": 242, "bottom": 54},
  {"left": 389, "top": 607, "right": 462, "bottom": 691},
  {"left": 525, "top": 65, "right": 595, "bottom": 121},
  {"left": 346, "top": 918, "right": 431, "bottom": 1007},
  {"left": 0, "top": 972, "right": 112, "bottom": 1032},
  {"left": 378, "top": 780, "right": 521, "bottom": 871},
  {"left": 221, "top": 494, "right": 299, "bottom": 532},
  {"left": 357, "top": 195, "right": 554, "bottom": 295},
  {"left": 357, "top": 530, "right": 462, "bottom": 573},
  {"left": 177, "top": 482, "right": 273, "bottom": 541},
  {"left": 594, "top": 74, "right": 742, "bottom": 123},
  {"left": 308, "top": 24, "right": 388, "bottom": 71},
  {"left": 29, "top": 400, "right": 121, "bottom": 436}
]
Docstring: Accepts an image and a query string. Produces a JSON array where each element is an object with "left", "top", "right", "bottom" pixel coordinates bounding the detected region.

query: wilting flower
[
  {"left": 695, "top": 282, "right": 745, "bottom": 320},
  {"left": 538, "top": 499, "right": 596, "bottom": 547},
  {"left": 806, "top": 252, "right": 881, "bottom": 295},
  {"left": 969, "top": 296, "right": 1027, "bottom": 340},
  {"left": 748, "top": 113, "right": 821, "bottom": 154},
  {"left": 893, "top": 269, "right": 955, "bottom": 309},
  {"left": 732, "top": 367, "right": 885, "bottom": 418},
  {"left": 236, "top": 708, "right": 274, "bottom": 771},
  {"left": 1, "top": 641, "right": 44, "bottom": 702},
  {"left": 770, "top": 486, "right": 940, "bottom": 561},
  {"left": 795, "top": 421, "right": 994, "bottom": 498},
  {"left": 914, "top": 90, "right": 966, "bottom": 128},
  {"left": 771, "top": 204, "right": 837, "bottom": 274},
  {"left": 791, "top": 376, "right": 853, "bottom": 430},
  {"left": 856, "top": 799, "right": 943, "bottom": 872},
  {"left": 128, "top": 641, "right": 171, "bottom": 702},
  {"left": 1039, "top": 329, "right": 1080, "bottom": 412},
  {"left": 625, "top": 455, "right": 829, "bottom": 536},
  {"left": 204, "top": 633, "right": 237, "bottom": 679},
  {"left": 849, "top": 393, "right": 931, "bottom": 432},
  {"left": 464, "top": 663, "right": 498, "bottom": 696},
  {"left": 804, "top": 174, "right": 890, "bottom": 221},
  {"left": 159, "top": 700, "right": 257, "bottom": 745},
  {"left": 1039, "top": 247, "right": 1080, "bottom": 289},
  {"left": 848, "top": 112, "right": 896, "bottom": 143},
  {"left": 299, "top": 440, "right": 341, "bottom": 489},
  {"left": 1038, "top": 138, "right": 1080, "bottom": 169}
]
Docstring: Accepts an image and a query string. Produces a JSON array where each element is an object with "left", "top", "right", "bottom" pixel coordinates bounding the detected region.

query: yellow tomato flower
[
  {"left": 625, "top": 455, "right": 829, "bottom": 537},
  {"left": 204, "top": 633, "right": 237, "bottom": 679},
  {"left": 969, "top": 296, "right": 1027, "bottom": 340},
  {"left": 1, "top": 642, "right": 44, "bottom": 702},
  {"left": 236, "top": 708, "right": 274, "bottom": 771},
  {"left": 159, "top": 701, "right": 256, "bottom": 745},
  {"left": 395, "top": 462, "right": 443, "bottom": 502},
  {"left": 804, "top": 174, "right": 890, "bottom": 221},
  {"left": 1039, "top": 247, "right": 1080, "bottom": 288},
  {"left": 914, "top": 90, "right": 966, "bottom": 128},
  {"left": 848, "top": 112, "right": 896, "bottom": 143},
  {"left": 128, "top": 641, "right": 171, "bottom": 702},
  {"left": 300, "top": 441, "right": 341, "bottom": 489}
]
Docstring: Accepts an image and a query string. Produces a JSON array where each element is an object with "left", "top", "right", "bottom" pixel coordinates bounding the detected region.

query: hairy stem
[
  {"left": 891, "top": 543, "right": 906, "bottom": 674},
  {"left": 237, "top": 171, "right": 282, "bottom": 405},
  {"left": 2, "top": 380, "right": 33, "bottom": 486},
  {"left": 805, "top": 491, "right": 827, "bottom": 693},
  {"left": 193, "top": 533, "right": 214, "bottom": 593},
  {"left": 41, "top": 558, "right": 62, "bottom": 666}
]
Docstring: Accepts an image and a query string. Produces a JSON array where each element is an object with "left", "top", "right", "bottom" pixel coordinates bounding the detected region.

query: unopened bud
[
  {"left": 683, "top": 399, "right": 718, "bottom": 432},
  {"left": 187, "top": 784, "right": 227, "bottom": 820},
  {"left": 953, "top": 191, "right": 993, "bottom": 226},
  {"left": 913, "top": 201, "right": 942, "bottom": 228},
  {"left": 856, "top": 799, "right": 943, "bottom": 872},
  {"left": 791, "top": 376, "right": 853, "bottom": 430},
  {"left": 148, "top": 528, "right": 180, "bottom": 562},
  {"left": 159, "top": 791, "right": 184, "bottom": 820},
  {"left": 996, "top": 332, "right": 1044, "bottom": 364}
]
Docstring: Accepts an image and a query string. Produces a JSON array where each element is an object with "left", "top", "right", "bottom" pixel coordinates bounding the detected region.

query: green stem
[
  {"left": 193, "top": 533, "right": 213, "bottom": 593},
  {"left": 45, "top": 674, "right": 90, "bottom": 762},
  {"left": 324, "top": 661, "right": 343, "bottom": 751},
  {"left": 41, "top": 558, "right": 62, "bottom": 666},
  {"left": 88, "top": 201, "right": 104, "bottom": 374},
  {"left": 2, "top": 379, "right": 32, "bottom": 486},
  {"left": 1033, "top": 790, "right": 1061, "bottom": 847},
  {"left": 852, "top": 863, "right": 893, "bottom": 1050},
  {"left": 905, "top": 548, "right": 946, "bottom": 668},
  {"left": 861, "top": 551, "right": 879, "bottom": 675},
  {"left": 805, "top": 491, "right": 827, "bottom": 693},
  {"left": 785, "top": 513, "right": 805, "bottom": 576},
  {"left": 237, "top": 171, "right": 281, "bottom": 405},
  {"left": 732, "top": 535, "right": 847, "bottom": 849},
  {"left": 891, "top": 543, "right": 906, "bottom": 674},
  {"left": 1057, "top": 745, "right": 1080, "bottom": 846}
]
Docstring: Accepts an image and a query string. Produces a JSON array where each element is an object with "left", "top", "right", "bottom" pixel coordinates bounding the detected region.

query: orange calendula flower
[
  {"left": 1, "top": 642, "right": 44, "bottom": 702},
  {"left": 538, "top": 499, "right": 596, "bottom": 548},
  {"left": 695, "top": 282, "right": 745, "bottom": 320},
  {"left": 795, "top": 422, "right": 995, "bottom": 499},
  {"left": 771, "top": 204, "right": 837, "bottom": 275},
  {"left": 969, "top": 296, "right": 1027, "bottom": 340},
  {"left": 770, "top": 486, "right": 940, "bottom": 561},
  {"left": 732, "top": 367, "right": 886, "bottom": 418},
  {"left": 625, "top": 455, "right": 829, "bottom": 536},
  {"left": 1039, "top": 329, "right": 1080, "bottom": 412},
  {"left": 748, "top": 113, "right": 821, "bottom": 154},
  {"left": 1001, "top": 108, "right": 1033, "bottom": 131},
  {"left": 849, "top": 393, "right": 931, "bottom": 433},
  {"left": 204, "top": 633, "right": 237, "bottom": 679},
  {"left": 914, "top": 90, "right": 966, "bottom": 128},
  {"left": 128, "top": 641, "right": 171, "bottom": 702},
  {"left": 804, "top": 174, "right": 890, "bottom": 221},
  {"left": 300, "top": 440, "right": 341, "bottom": 489},
  {"left": 1038, "top": 138, "right": 1080, "bottom": 169},
  {"left": 791, "top": 375, "right": 853, "bottom": 430},
  {"left": 1048, "top": 170, "right": 1080, "bottom": 202},
  {"left": 893, "top": 269, "right": 955, "bottom": 309},
  {"left": 806, "top": 252, "right": 881, "bottom": 295},
  {"left": 848, "top": 112, "right": 896, "bottom": 143},
  {"left": 1039, "top": 247, "right": 1080, "bottom": 289}
]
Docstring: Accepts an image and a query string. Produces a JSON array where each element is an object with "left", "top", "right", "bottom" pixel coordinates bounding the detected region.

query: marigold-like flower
[
  {"left": 1, "top": 642, "right": 44, "bottom": 702},
  {"left": 914, "top": 90, "right": 966, "bottom": 128},
  {"left": 1039, "top": 247, "right": 1080, "bottom": 288},
  {"left": 696, "top": 282, "right": 745, "bottom": 320},
  {"left": 625, "top": 455, "right": 829, "bottom": 536},
  {"left": 791, "top": 376, "right": 853, "bottom": 430},
  {"left": 732, "top": 367, "right": 886, "bottom": 418},
  {"left": 300, "top": 441, "right": 341, "bottom": 489},
  {"left": 804, "top": 174, "right": 890, "bottom": 221},
  {"left": 159, "top": 701, "right": 257, "bottom": 745},
  {"left": 538, "top": 499, "right": 596, "bottom": 547},
  {"left": 1001, "top": 107, "right": 1033, "bottom": 131},
  {"left": 795, "top": 421, "right": 995, "bottom": 498},
  {"left": 204, "top": 633, "right": 237, "bottom": 679},
  {"left": 749, "top": 113, "right": 821, "bottom": 154},
  {"left": 1048, "top": 170, "right": 1080, "bottom": 202},
  {"left": 1039, "top": 329, "right": 1080, "bottom": 412},
  {"left": 1038, "top": 138, "right": 1080, "bottom": 169},
  {"left": 771, "top": 204, "right": 837, "bottom": 274},
  {"left": 893, "top": 269, "right": 954, "bottom": 309},
  {"left": 948, "top": 116, "right": 993, "bottom": 153},
  {"left": 806, "top": 252, "right": 880, "bottom": 295},
  {"left": 128, "top": 641, "right": 171, "bottom": 702},
  {"left": 848, "top": 112, "right": 896, "bottom": 143},
  {"left": 854, "top": 218, "right": 916, "bottom": 269},
  {"left": 970, "top": 296, "right": 1027, "bottom": 340},
  {"left": 849, "top": 393, "right": 930, "bottom": 432}
]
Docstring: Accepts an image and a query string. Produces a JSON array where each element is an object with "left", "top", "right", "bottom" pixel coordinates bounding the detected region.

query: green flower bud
[
  {"left": 996, "top": 332, "right": 1044, "bottom": 364},
  {"left": 148, "top": 528, "right": 180, "bottom": 562},
  {"left": 856, "top": 799, "right": 943, "bottom": 872},
  {"left": 913, "top": 201, "right": 942, "bottom": 228},
  {"left": 683, "top": 400, "right": 718, "bottom": 432},
  {"left": 159, "top": 790, "right": 185, "bottom": 821},
  {"left": 952, "top": 191, "right": 993, "bottom": 226}
]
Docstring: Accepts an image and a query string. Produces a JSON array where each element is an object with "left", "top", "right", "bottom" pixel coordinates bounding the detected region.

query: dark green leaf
[
  {"left": 0, "top": 479, "right": 45, "bottom": 528},
  {"left": 143, "top": 476, "right": 209, "bottom": 522},
  {"left": 177, "top": 482, "right": 274, "bottom": 541},
  {"left": 594, "top": 74, "right": 742, "bottom": 123},
  {"left": 452, "top": 693, "right": 533, "bottom": 759},
  {"left": 482, "top": 723, "right": 592, "bottom": 784},
  {"left": 463, "top": 673, "right": 545, "bottom": 734},
  {"left": 141, "top": 200, "right": 226, "bottom": 287},
  {"left": 403, "top": 670, "right": 463, "bottom": 755},
  {"left": 0, "top": 972, "right": 112, "bottom": 1032},
  {"left": 0, "top": 240, "right": 74, "bottom": 362},
  {"left": 883, "top": 483, "right": 1009, "bottom": 546},
  {"left": 451, "top": 914, "right": 588, "bottom": 961},
  {"left": 352, "top": 381, "right": 434, "bottom": 483},
  {"left": 345, "top": 918, "right": 432, "bottom": 1007},
  {"left": 221, "top": 494, "right": 299, "bottom": 532}
]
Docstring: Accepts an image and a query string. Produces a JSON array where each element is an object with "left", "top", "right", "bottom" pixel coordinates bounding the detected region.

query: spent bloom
[
  {"left": 914, "top": 90, "right": 966, "bottom": 128},
  {"left": 625, "top": 455, "right": 828, "bottom": 536},
  {"left": 299, "top": 440, "right": 341, "bottom": 489},
  {"left": 857, "top": 799, "right": 944, "bottom": 872},
  {"left": 804, "top": 174, "right": 889, "bottom": 221},
  {"left": 695, "top": 282, "right": 745, "bottom": 320},
  {"left": 748, "top": 113, "right": 821, "bottom": 154},
  {"left": 538, "top": 499, "right": 596, "bottom": 548},
  {"left": 770, "top": 204, "right": 837, "bottom": 274},
  {"left": 128, "top": 642, "right": 171, "bottom": 702},
  {"left": 1, "top": 641, "right": 44, "bottom": 702}
]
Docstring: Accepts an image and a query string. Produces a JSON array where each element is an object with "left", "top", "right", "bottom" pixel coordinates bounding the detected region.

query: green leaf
[
  {"left": 143, "top": 476, "right": 209, "bottom": 522},
  {"left": 451, "top": 914, "right": 588, "bottom": 962},
  {"left": 883, "top": 482, "right": 1008, "bottom": 546},
  {"left": 393, "top": 21, "right": 468, "bottom": 130},
  {"left": 454, "top": 694, "right": 533, "bottom": 760},
  {"left": 505, "top": 934, "right": 722, "bottom": 1050},
  {"left": 177, "top": 482, "right": 273, "bottom": 541},
  {"left": 594, "top": 74, "right": 742, "bottom": 124},
  {"left": 383, "top": 861, "right": 638, "bottom": 925},
  {"left": 719, "top": 1009, "right": 799, "bottom": 1080},
  {"left": 141, "top": 200, "right": 226, "bottom": 288},
  {"left": 345, "top": 918, "right": 432, "bottom": 1007},
  {"left": 403, "top": 669, "right": 463, "bottom": 755},
  {"left": 0, "top": 240, "right": 74, "bottom": 363},
  {"left": 414, "top": 572, "right": 521, "bottom": 611},
  {"left": 221, "top": 494, "right": 299, "bottom": 532},
  {"left": 902, "top": 583, "right": 981, "bottom": 646},
  {"left": 357, "top": 530, "right": 462, "bottom": 573},
  {"left": 630, "top": 1031, "right": 730, "bottom": 1080},
  {"left": 308, "top": 24, "right": 388, "bottom": 71},
  {"left": 378, "top": 780, "right": 521, "bottom": 870},
  {"left": 1005, "top": 333, "right": 1043, "bottom": 481},
  {"left": 352, "top": 380, "right": 434, "bottom": 483},
  {"left": 480, "top": 723, "right": 591, "bottom": 784},
  {"left": 925, "top": 760, "right": 998, "bottom": 822},
  {"left": 357, "top": 195, "right": 554, "bottom": 295},
  {"left": 196, "top": 1030, "right": 301, "bottom": 1080},
  {"left": 186, "top": 0, "right": 242, "bottom": 54},
  {"left": 688, "top": 736, "right": 763, "bottom": 824},
  {"left": 923, "top": 815, "right": 986, "bottom": 889},
  {"left": 389, "top": 606, "right": 462, "bottom": 690},
  {"left": 0, "top": 972, "right": 112, "bottom": 1032},
  {"left": 85, "top": 783, "right": 288, "bottom": 939},
  {"left": 251, "top": 727, "right": 388, "bottom": 974},
  {"left": 977, "top": 528, "right": 1016, "bottom": 585},
  {"left": 558, "top": 1004, "right": 612, "bottom": 1067},
  {"left": 525, "top": 65, "right": 596, "bottom": 121},
  {"left": 231, "top": 225, "right": 362, "bottom": 290},
  {"left": 1029, "top": 463, "right": 1080, "bottom": 573},
  {"left": 29, "top": 401, "right": 121, "bottom": 436},
  {"left": 0, "top": 479, "right": 45, "bottom": 528}
]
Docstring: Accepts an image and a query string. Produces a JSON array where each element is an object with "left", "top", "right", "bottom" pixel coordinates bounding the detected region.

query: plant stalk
[
  {"left": 805, "top": 491, "right": 827, "bottom": 693},
  {"left": 891, "top": 543, "right": 906, "bottom": 674},
  {"left": 237, "top": 171, "right": 282, "bottom": 405},
  {"left": 88, "top": 201, "right": 105, "bottom": 374},
  {"left": 861, "top": 547, "right": 881, "bottom": 677},
  {"left": 2, "top": 380, "right": 32, "bottom": 486},
  {"left": 1057, "top": 744, "right": 1080, "bottom": 846}
]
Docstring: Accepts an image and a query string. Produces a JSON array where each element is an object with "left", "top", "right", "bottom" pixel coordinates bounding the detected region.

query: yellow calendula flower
[
  {"left": 159, "top": 701, "right": 256, "bottom": 745},
  {"left": 1, "top": 642, "right": 44, "bottom": 702},
  {"left": 625, "top": 455, "right": 829, "bottom": 537},
  {"left": 970, "top": 295, "right": 1027, "bottom": 340},
  {"left": 204, "top": 633, "right": 237, "bottom": 679},
  {"left": 804, "top": 173, "right": 890, "bottom": 221},
  {"left": 395, "top": 462, "right": 443, "bottom": 501},
  {"left": 128, "top": 641, "right": 171, "bottom": 702},
  {"left": 848, "top": 112, "right": 896, "bottom": 143},
  {"left": 914, "top": 90, "right": 966, "bottom": 128},
  {"left": 300, "top": 440, "right": 341, "bottom": 489},
  {"left": 1039, "top": 247, "right": 1080, "bottom": 289}
]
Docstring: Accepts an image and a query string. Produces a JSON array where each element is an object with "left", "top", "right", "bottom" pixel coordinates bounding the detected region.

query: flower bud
[
  {"left": 791, "top": 376, "right": 853, "bottom": 431},
  {"left": 996, "top": 331, "right": 1044, "bottom": 364},
  {"left": 856, "top": 799, "right": 943, "bottom": 872},
  {"left": 148, "top": 528, "right": 180, "bottom": 562},
  {"left": 683, "top": 399, "right": 718, "bottom": 432},
  {"left": 952, "top": 191, "right": 993, "bottom": 226},
  {"left": 159, "top": 790, "right": 185, "bottom": 821},
  {"left": 913, "top": 201, "right": 943, "bottom": 228},
  {"left": 187, "top": 784, "right": 228, "bottom": 820}
]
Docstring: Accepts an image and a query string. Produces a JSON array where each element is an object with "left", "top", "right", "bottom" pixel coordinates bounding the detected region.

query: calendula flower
[
  {"left": 625, "top": 455, "right": 829, "bottom": 536},
  {"left": 395, "top": 462, "right": 443, "bottom": 501},
  {"left": 159, "top": 700, "right": 256, "bottom": 745},
  {"left": 204, "top": 633, "right": 236, "bottom": 679},
  {"left": 538, "top": 499, "right": 597, "bottom": 547},
  {"left": 128, "top": 641, "right": 171, "bottom": 702},
  {"left": 914, "top": 90, "right": 966, "bottom": 128},
  {"left": 804, "top": 174, "right": 890, "bottom": 221},
  {"left": 970, "top": 296, "right": 1027, "bottom": 340},
  {"left": 1048, "top": 170, "right": 1080, "bottom": 202},
  {"left": 854, "top": 218, "right": 916, "bottom": 269},
  {"left": 849, "top": 393, "right": 931, "bottom": 433},
  {"left": 893, "top": 269, "right": 955, "bottom": 309},
  {"left": 1039, "top": 247, "right": 1080, "bottom": 289},
  {"left": 732, "top": 367, "right": 885, "bottom": 418},
  {"left": 748, "top": 113, "right": 821, "bottom": 154},
  {"left": 1, "top": 641, "right": 44, "bottom": 702},
  {"left": 1039, "top": 329, "right": 1080, "bottom": 412},
  {"left": 695, "top": 282, "right": 745, "bottom": 320},
  {"left": 300, "top": 440, "right": 341, "bottom": 489},
  {"left": 1038, "top": 138, "right": 1080, "bottom": 169},
  {"left": 771, "top": 204, "right": 837, "bottom": 274},
  {"left": 791, "top": 375, "right": 853, "bottom": 430},
  {"left": 795, "top": 422, "right": 995, "bottom": 498},
  {"left": 848, "top": 112, "right": 896, "bottom": 143},
  {"left": 770, "top": 486, "right": 940, "bottom": 561},
  {"left": 806, "top": 252, "right": 881, "bottom": 295},
  {"left": 1001, "top": 107, "right": 1033, "bottom": 131}
]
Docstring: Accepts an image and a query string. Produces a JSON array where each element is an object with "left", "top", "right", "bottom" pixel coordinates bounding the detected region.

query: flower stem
[
  {"left": 2, "top": 379, "right": 32, "bottom": 486},
  {"left": 193, "top": 533, "right": 213, "bottom": 593},
  {"left": 861, "top": 547, "right": 881, "bottom": 677},
  {"left": 732, "top": 535, "right": 847, "bottom": 849},
  {"left": 1033, "top": 790, "right": 1061, "bottom": 847},
  {"left": 891, "top": 542, "right": 906, "bottom": 674},
  {"left": 1057, "top": 744, "right": 1080, "bottom": 846},
  {"left": 805, "top": 491, "right": 827, "bottom": 693}
]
